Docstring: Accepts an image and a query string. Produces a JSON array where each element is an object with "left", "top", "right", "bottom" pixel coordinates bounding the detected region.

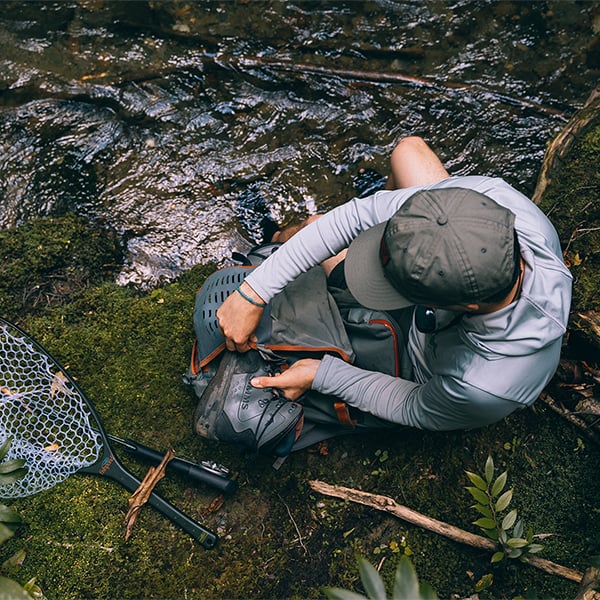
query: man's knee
[
  {"left": 388, "top": 136, "right": 449, "bottom": 188},
  {"left": 390, "top": 136, "right": 428, "bottom": 162},
  {"left": 273, "top": 214, "right": 322, "bottom": 243}
]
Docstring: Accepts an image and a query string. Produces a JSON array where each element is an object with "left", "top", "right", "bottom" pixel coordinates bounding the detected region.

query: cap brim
[{"left": 344, "top": 222, "right": 415, "bottom": 310}]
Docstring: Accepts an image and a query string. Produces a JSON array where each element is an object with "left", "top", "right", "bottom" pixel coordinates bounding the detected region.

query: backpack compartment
[{"left": 341, "top": 307, "right": 403, "bottom": 377}]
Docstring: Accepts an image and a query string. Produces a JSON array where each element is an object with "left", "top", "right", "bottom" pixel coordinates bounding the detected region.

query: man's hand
[
  {"left": 250, "top": 358, "right": 321, "bottom": 401},
  {"left": 217, "top": 281, "right": 265, "bottom": 352}
]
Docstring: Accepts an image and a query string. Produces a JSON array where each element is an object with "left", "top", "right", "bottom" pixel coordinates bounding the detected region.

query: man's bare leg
[
  {"left": 272, "top": 215, "right": 321, "bottom": 243},
  {"left": 386, "top": 136, "right": 450, "bottom": 189}
]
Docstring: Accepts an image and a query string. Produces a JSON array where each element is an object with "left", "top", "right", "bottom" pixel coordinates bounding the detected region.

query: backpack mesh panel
[{"left": 194, "top": 267, "right": 252, "bottom": 364}]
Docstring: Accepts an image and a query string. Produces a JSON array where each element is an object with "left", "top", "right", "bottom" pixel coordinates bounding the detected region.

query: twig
[
  {"left": 278, "top": 493, "right": 310, "bottom": 556},
  {"left": 308, "top": 480, "right": 583, "bottom": 584},
  {"left": 125, "top": 448, "right": 175, "bottom": 541},
  {"left": 532, "top": 86, "right": 600, "bottom": 203},
  {"left": 539, "top": 392, "right": 600, "bottom": 447},
  {"left": 574, "top": 567, "right": 600, "bottom": 600}
]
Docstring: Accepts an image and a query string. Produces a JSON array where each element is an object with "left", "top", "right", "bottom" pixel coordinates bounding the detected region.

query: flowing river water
[{"left": 1, "top": 1, "right": 598, "bottom": 288}]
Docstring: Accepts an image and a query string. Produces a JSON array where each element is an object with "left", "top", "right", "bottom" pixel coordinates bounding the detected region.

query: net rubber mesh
[{"left": 0, "top": 321, "right": 102, "bottom": 499}]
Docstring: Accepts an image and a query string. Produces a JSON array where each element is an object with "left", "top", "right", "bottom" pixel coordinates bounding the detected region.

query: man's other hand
[{"left": 250, "top": 358, "right": 321, "bottom": 401}]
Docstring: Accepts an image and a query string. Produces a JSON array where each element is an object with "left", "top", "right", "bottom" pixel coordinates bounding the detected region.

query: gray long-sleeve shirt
[{"left": 246, "top": 176, "right": 572, "bottom": 431}]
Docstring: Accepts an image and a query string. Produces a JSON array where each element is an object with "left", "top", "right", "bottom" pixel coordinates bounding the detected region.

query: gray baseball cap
[{"left": 344, "top": 187, "right": 517, "bottom": 310}]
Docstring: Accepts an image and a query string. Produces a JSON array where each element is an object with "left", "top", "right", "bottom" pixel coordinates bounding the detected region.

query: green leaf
[
  {"left": 418, "top": 582, "right": 439, "bottom": 600},
  {"left": 506, "top": 537, "right": 529, "bottom": 549},
  {"left": 0, "top": 458, "right": 26, "bottom": 474},
  {"left": 491, "top": 471, "right": 508, "bottom": 497},
  {"left": 0, "top": 505, "right": 22, "bottom": 524},
  {"left": 0, "top": 576, "right": 33, "bottom": 600},
  {"left": 485, "top": 528, "right": 499, "bottom": 541},
  {"left": 526, "top": 527, "right": 534, "bottom": 543},
  {"left": 23, "top": 577, "right": 45, "bottom": 600},
  {"left": 0, "top": 438, "right": 12, "bottom": 461},
  {"left": 507, "top": 548, "right": 523, "bottom": 559},
  {"left": 2, "top": 548, "right": 26, "bottom": 571},
  {"left": 0, "top": 523, "right": 16, "bottom": 545},
  {"left": 472, "top": 503, "right": 493, "bottom": 518},
  {"left": 495, "top": 489, "right": 513, "bottom": 512},
  {"left": 498, "top": 529, "right": 507, "bottom": 544},
  {"left": 491, "top": 552, "right": 505, "bottom": 563},
  {"left": 358, "top": 557, "right": 386, "bottom": 600},
  {"left": 526, "top": 544, "right": 544, "bottom": 554},
  {"left": 473, "top": 517, "right": 496, "bottom": 530},
  {"left": 475, "top": 573, "right": 494, "bottom": 592},
  {"left": 466, "top": 486, "right": 489, "bottom": 505},
  {"left": 391, "top": 556, "right": 420, "bottom": 600},
  {"left": 513, "top": 519, "right": 524, "bottom": 539},
  {"left": 484, "top": 456, "right": 494, "bottom": 483},
  {"left": 501, "top": 509, "right": 518, "bottom": 531},
  {"left": 0, "top": 467, "right": 28, "bottom": 486},
  {"left": 465, "top": 471, "right": 488, "bottom": 491},
  {"left": 323, "top": 588, "right": 368, "bottom": 600}
]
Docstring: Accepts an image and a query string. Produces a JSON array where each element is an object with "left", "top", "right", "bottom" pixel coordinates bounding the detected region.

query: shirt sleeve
[
  {"left": 312, "top": 354, "right": 522, "bottom": 431},
  {"left": 245, "top": 186, "right": 422, "bottom": 302}
]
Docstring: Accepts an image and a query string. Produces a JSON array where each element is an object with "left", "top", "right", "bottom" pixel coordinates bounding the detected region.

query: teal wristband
[{"left": 236, "top": 286, "right": 267, "bottom": 308}]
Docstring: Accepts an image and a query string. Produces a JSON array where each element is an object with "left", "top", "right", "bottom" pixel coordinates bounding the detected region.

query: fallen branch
[
  {"left": 125, "top": 448, "right": 175, "bottom": 541},
  {"left": 6, "top": 52, "right": 568, "bottom": 125},
  {"left": 532, "top": 86, "right": 600, "bottom": 203},
  {"left": 309, "top": 480, "right": 583, "bottom": 584},
  {"left": 539, "top": 392, "right": 600, "bottom": 447},
  {"left": 236, "top": 57, "right": 568, "bottom": 119},
  {"left": 574, "top": 310, "right": 600, "bottom": 351},
  {"left": 574, "top": 566, "right": 600, "bottom": 600}
]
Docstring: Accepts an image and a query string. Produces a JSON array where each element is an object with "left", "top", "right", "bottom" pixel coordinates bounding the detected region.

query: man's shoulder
[{"left": 432, "top": 175, "right": 513, "bottom": 194}]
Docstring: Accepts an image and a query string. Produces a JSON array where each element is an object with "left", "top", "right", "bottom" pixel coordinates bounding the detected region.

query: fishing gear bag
[{"left": 185, "top": 242, "right": 411, "bottom": 454}]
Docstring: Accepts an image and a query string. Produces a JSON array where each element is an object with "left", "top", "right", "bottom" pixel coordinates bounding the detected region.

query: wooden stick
[
  {"left": 532, "top": 86, "right": 600, "bottom": 203},
  {"left": 574, "top": 567, "right": 600, "bottom": 600},
  {"left": 36, "top": 53, "right": 566, "bottom": 122},
  {"left": 309, "top": 480, "right": 583, "bottom": 583},
  {"left": 237, "top": 57, "right": 568, "bottom": 119},
  {"left": 125, "top": 448, "right": 175, "bottom": 540},
  {"left": 539, "top": 392, "right": 600, "bottom": 447}
]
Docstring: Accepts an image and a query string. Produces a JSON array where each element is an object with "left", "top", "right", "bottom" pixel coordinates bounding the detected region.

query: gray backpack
[{"left": 185, "top": 243, "right": 409, "bottom": 449}]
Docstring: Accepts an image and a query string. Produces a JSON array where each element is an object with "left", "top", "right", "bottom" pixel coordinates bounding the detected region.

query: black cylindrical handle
[{"left": 119, "top": 438, "right": 238, "bottom": 494}]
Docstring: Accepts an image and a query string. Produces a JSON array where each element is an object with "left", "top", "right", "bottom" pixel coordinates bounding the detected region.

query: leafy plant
[
  {"left": 323, "top": 555, "right": 438, "bottom": 600},
  {"left": 0, "top": 437, "right": 43, "bottom": 599},
  {"left": 466, "top": 455, "right": 544, "bottom": 564}
]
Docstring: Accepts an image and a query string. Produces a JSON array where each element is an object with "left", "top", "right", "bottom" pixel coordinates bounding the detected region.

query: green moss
[
  {"left": 3, "top": 383, "right": 598, "bottom": 598},
  {"left": 0, "top": 215, "right": 123, "bottom": 320},
  {"left": 538, "top": 118, "right": 600, "bottom": 312},
  {"left": 1, "top": 158, "right": 600, "bottom": 598},
  {"left": 2, "top": 275, "right": 598, "bottom": 598}
]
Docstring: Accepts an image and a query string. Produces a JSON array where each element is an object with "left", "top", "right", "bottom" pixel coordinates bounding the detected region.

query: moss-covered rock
[
  {"left": 0, "top": 215, "right": 123, "bottom": 320},
  {"left": 536, "top": 90, "right": 600, "bottom": 313}
]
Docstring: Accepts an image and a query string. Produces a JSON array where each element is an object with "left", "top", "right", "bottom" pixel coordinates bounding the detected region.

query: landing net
[{"left": 0, "top": 321, "right": 102, "bottom": 498}]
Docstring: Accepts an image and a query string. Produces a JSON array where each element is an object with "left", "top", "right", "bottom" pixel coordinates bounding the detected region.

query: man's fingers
[
  {"left": 225, "top": 338, "right": 250, "bottom": 353},
  {"left": 250, "top": 376, "right": 269, "bottom": 388}
]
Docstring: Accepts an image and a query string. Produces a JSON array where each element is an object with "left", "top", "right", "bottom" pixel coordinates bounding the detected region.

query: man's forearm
[{"left": 312, "top": 354, "right": 422, "bottom": 425}]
